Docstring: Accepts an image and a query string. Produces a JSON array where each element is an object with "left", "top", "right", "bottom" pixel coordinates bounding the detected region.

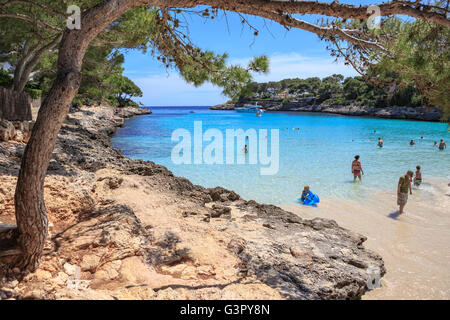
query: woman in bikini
[{"left": 351, "top": 155, "right": 364, "bottom": 181}]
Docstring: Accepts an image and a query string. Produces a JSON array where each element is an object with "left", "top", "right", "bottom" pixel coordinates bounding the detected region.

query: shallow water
[
  {"left": 112, "top": 106, "right": 450, "bottom": 299},
  {"left": 112, "top": 106, "right": 449, "bottom": 205}
]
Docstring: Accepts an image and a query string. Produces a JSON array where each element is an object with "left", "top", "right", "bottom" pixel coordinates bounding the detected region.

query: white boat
[{"left": 235, "top": 105, "right": 263, "bottom": 113}]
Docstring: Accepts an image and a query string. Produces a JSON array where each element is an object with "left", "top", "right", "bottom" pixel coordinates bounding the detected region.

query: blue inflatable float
[{"left": 298, "top": 191, "right": 320, "bottom": 206}]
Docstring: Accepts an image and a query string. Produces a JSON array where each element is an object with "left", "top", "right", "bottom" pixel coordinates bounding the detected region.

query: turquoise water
[{"left": 111, "top": 106, "right": 449, "bottom": 205}]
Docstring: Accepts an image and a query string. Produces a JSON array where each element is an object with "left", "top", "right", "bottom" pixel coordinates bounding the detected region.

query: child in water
[
  {"left": 301, "top": 186, "right": 311, "bottom": 202},
  {"left": 414, "top": 165, "right": 422, "bottom": 187},
  {"left": 300, "top": 185, "right": 320, "bottom": 205}
]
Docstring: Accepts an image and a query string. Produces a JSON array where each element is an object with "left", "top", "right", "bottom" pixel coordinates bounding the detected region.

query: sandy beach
[{"left": 283, "top": 178, "right": 450, "bottom": 299}]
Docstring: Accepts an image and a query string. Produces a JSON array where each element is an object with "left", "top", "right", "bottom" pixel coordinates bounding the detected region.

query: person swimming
[
  {"left": 439, "top": 139, "right": 446, "bottom": 150},
  {"left": 377, "top": 137, "right": 383, "bottom": 148},
  {"left": 351, "top": 155, "right": 364, "bottom": 181},
  {"left": 410, "top": 139, "right": 415, "bottom": 146},
  {"left": 414, "top": 165, "right": 422, "bottom": 187}
]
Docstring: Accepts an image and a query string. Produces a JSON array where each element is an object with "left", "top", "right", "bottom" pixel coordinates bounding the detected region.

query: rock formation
[{"left": 211, "top": 100, "right": 443, "bottom": 122}]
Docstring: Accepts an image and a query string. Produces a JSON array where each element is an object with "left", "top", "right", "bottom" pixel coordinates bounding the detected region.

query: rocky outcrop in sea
[
  {"left": 211, "top": 99, "right": 443, "bottom": 122},
  {"left": 0, "top": 105, "right": 384, "bottom": 300}
]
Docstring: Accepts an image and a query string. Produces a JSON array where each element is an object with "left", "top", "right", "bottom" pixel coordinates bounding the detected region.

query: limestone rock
[
  {"left": 63, "top": 263, "right": 79, "bottom": 276},
  {"left": 80, "top": 254, "right": 101, "bottom": 272},
  {"left": 211, "top": 204, "right": 231, "bottom": 218},
  {"left": 0, "top": 119, "right": 14, "bottom": 141}
]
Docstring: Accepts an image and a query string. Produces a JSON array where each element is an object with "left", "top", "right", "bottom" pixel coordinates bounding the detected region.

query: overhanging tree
[
  {"left": 1, "top": 0, "right": 449, "bottom": 272},
  {"left": 0, "top": 0, "right": 66, "bottom": 92}
]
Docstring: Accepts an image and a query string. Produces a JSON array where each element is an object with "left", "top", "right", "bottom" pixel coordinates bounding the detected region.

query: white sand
[{"left": 283, "top": 178, "right": 450, "bottom": 300}]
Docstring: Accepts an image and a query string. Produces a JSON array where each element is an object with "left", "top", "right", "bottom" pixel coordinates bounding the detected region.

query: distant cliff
[
  {"left": 211, "top": 98, "right": 443, "bottom": 122},
  {"left": 211, "top": 75, "right": 445, "bottom": 121}
]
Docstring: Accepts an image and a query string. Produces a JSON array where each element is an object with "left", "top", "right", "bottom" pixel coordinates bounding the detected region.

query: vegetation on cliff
[{"left": 235, "top": 74, "right": 425, "bottom": 108}]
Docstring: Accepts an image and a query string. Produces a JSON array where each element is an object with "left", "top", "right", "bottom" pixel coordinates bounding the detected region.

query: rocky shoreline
[
  {"left": 211, "top": 101, "right": 444, "bottom": 122},
  {"left": 0, "top": 105, "right": 384, "bottom": 300}
]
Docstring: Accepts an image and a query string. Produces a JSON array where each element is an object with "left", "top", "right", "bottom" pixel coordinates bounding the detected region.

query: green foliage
[
  {"left": 24, "top": 88, "right": 42, "bottom": 99},
  {"left": 1, "top": 5, "right": 269, "bottom": 107},
  {"left": 281, "top": 97, "right": 292, "bottom": 107},
  {"left": 0, "top": 69, "right": 12, "bottom": 88},
  {"left": 369, "top": 18, "right": 450, "bottom": 115},
  {"left": 235, "top": 73, "right": 427, "bottom": 108}
]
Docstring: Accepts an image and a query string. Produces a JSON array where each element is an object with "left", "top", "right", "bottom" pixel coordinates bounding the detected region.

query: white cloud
[
  {"left": 129, "top": 52, "right": 358, "bottom": 106},
  {"left": 232, "top": 52, "right": 358, "bottom": 82},
  {"left": 131, "top": 73, "right": 225, "bottom": 106}
]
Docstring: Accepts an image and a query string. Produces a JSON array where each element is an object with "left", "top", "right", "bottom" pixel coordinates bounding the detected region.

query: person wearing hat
[{"left": 397, "top": 170, "right": 413, "bottom": 214}]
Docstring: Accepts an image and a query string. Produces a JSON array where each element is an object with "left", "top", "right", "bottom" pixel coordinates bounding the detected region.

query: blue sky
[{"left": 122, "top": 1, "right": 380, "bottom": 106}]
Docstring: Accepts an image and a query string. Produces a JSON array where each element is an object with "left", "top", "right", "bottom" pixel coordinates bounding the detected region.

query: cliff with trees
[{"left": 233, "top": 74, "right": 426, "bottom": 108}]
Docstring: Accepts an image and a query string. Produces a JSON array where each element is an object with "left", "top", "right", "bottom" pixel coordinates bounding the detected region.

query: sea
[
  {"left": 111, "top": 106, "right": 449, "bottom": 206},
  {"left": 111, "top": 105, "right": 450, "bottom": 299}
]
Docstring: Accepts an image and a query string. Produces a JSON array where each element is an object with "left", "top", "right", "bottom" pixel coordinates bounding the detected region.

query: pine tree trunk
[
  {"left": 14, "top": 64, "right": 82, "bottom": 271},
  {"left": 13, "top": 27, "right": 86, "bottom": 270}
]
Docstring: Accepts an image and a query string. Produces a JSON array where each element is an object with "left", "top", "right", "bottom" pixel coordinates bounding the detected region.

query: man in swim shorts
[
  {"left": 439, "top": 139, "right": 446, "bottom": 150},
  {"left": 414, "top": 166, "right": 422, "bottom": 187},
  {"left": 397, "top": 170, "right": 413, "bottom": 214},
  {"left": 352, "top": 155, "right": 364, "bottom": 181}
]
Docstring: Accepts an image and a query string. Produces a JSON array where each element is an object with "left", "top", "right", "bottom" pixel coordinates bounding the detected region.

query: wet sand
[{"left": 283, "top": 178, "right": 450, "bottom": 300}]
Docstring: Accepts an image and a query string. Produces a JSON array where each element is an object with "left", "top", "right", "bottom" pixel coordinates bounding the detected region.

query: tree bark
[{"left": 12, "top": 40, "right": 33, "bottom": 92}]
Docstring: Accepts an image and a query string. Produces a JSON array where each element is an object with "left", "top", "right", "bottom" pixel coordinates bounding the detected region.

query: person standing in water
[
  {"left": 351, "top": 155, "right": 364, "bottom": 181},
  {"left": 410, "top": 139, "right": 415, "bottom": 146},
  {"left": 397, "top": 170, "right": 413, "bottom": 214},
  {"left": 439, "top": 139, "right": 446, "bottom": 150},
  {"left": 244, "top": 144, "right": 248, "bottom": 153},
  {"left": 377, "top": 137, "right": 383, "bottom": 148},
  {"left": 414, "top": 166, "right": 422, "bottom": 187}
]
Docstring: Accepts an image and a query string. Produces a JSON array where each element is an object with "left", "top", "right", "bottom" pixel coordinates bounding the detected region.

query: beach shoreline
[{"left": 283, "top": 178, "right": 450, "bottom": 299}]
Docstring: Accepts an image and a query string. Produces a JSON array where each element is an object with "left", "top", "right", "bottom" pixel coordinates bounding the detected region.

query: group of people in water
[
  {"left": 352, "top": 154, "right": 424, "bottom": 214},
  {"left": 351, "top": 135, "right": 447, "bottom": 214},
  {"left": 314, "top": 134, "right": 447, "bottom": 214},
  {"left": 410, "top": 137, "right": 446, "bottom": 150}
]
